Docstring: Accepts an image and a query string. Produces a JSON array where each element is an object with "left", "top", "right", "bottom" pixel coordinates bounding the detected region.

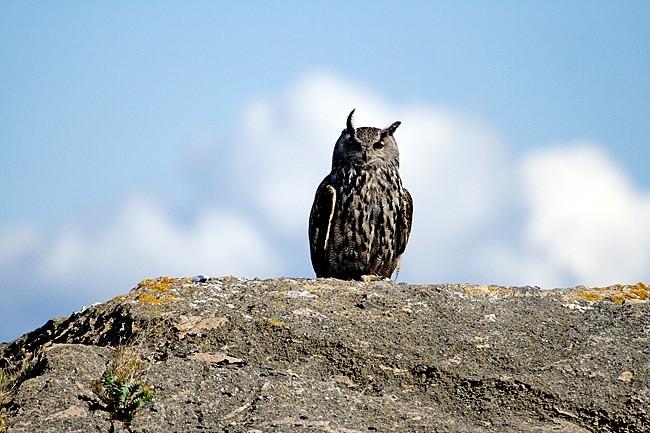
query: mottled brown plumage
[{"left": 309, "top": 109, "right": 413, "bottom": 280}]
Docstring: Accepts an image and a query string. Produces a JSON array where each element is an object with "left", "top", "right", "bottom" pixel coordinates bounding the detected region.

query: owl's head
[{"left": 332, "top": 109, "right": 401, "bottom": 169}]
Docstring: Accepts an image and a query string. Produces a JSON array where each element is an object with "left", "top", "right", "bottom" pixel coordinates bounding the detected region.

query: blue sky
[{"left": 1, "top": 2, "right": 649, "bottom": 341}]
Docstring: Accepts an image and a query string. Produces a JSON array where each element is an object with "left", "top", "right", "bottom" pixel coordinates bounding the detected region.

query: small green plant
[{"left": 91, "top": 347, "right": 154, "bottom": 421}]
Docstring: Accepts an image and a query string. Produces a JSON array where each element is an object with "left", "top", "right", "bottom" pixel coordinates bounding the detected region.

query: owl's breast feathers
[{"left": 309, "top": 164, "right": 412, "bottom": 279}]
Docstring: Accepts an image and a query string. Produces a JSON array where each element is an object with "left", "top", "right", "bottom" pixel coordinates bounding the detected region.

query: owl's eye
[{"left": 373, "top": 140, "right": 384, "bottom": 149}]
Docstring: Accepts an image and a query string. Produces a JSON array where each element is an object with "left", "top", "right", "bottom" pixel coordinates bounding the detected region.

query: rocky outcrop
[{"left": 1, "top": 277, "right": 648, "bottom": 432}]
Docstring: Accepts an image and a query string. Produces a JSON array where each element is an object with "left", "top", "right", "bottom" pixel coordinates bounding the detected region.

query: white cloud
[
  {"left": 519, "top": 143, "right": 650, "bottom": 286},
  {"left": 2, "top": 198, "right": 279, "bottom": 300},
  {"left": 0, "top": 223, "right": 40, "bottom": 267}
]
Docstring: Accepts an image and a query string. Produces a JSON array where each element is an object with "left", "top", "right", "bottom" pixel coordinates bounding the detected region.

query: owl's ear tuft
[
  {"left": 346, "top": 109, "right": 357, "bottom": 137},
  {"left": 381, "top": 121, "right": 401, "bottom": 138}
]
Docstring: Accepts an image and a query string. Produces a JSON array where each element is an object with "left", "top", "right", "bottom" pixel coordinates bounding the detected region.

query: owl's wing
[
  {"left": 397, "top": 188, "right": 413, "bottom": 256},
  {"left": 309, "top": 177, "right": 336, "bottom": 277}
]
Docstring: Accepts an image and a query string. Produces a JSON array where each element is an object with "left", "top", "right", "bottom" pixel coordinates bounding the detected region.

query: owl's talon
[{"left": 361, "top": 275, "right": 385, "bottom": 282}]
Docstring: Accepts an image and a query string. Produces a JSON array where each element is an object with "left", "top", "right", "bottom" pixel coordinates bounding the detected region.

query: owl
[{"left": 309, "top": 109, "right": 413, "bottom": 280}]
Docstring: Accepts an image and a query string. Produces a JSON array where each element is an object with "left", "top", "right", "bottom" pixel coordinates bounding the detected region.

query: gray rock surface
[{"left": 1, "top": 277, "right": 648, "bottom": 432}]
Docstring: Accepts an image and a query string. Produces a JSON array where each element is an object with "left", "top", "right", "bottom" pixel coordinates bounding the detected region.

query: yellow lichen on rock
[
  {"left": 269, "top": 319, "right": 285, "bottom": 327},
  {"left": 575, "top": 282, "right": 649, "bottom": 304},
  {"left": 139, "top": 277, "right": 177, "bottom": 293},
  {"left": 136, "top": 277, "right": 178, "bottom": 305},
  {"left": 577, "top": 290, "right": 603, "bottom": 302},
  {"left": 137, "top": 292, "right": 175, "bottom": 305},
  {"left": 627, "top": 282, "right": 649, "bottom": 300}
]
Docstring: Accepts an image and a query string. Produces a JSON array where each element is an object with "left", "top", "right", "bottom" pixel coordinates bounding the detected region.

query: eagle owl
[{"left": 309, "top": 109, "right": 413, "bottom": 280}]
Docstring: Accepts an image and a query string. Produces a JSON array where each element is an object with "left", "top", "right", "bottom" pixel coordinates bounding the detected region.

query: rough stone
[{"left": 1, "top": 277, "right": 648, "bottom": 432}]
